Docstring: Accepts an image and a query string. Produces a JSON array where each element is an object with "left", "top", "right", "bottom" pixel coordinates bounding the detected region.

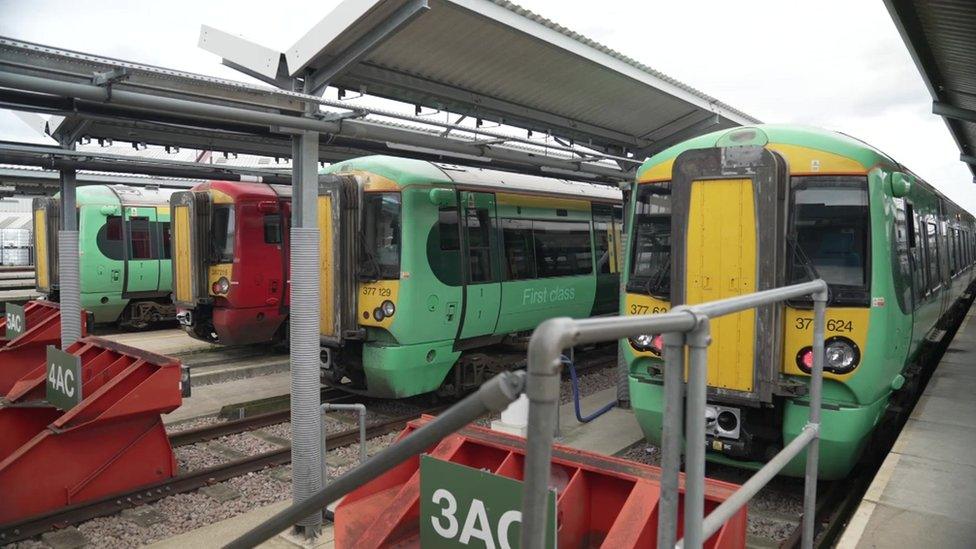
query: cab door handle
[
  {"left": 111, "top": 270, "right": 120, "bottom": 281},
  {"left": 446, "top": 302, "right": 457, "bottom": 322}
]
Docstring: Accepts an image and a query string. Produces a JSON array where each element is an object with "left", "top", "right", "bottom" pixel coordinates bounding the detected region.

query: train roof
[
  {"left": 57, "top": 184, "right": 177, "bottom": 207},
  {"left": 637, "top": 124, "right": 901, "bottom": 182},
  {"left": 325, "top": 155, "right": 622, "bottom": 202}
]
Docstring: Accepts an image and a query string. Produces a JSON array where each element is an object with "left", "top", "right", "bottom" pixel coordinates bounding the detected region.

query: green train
[
  {"left": 622, "top": 124, "right": 976, "bottom": 479},
  {"left": 170, "top": 156, "right": 623, "bottom": 398},
  {"left": 33, "top": 185, "right": 176, "bottom": 327}
]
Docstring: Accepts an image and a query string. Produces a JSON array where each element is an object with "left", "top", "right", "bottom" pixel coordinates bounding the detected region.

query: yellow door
[
  {"left": 172, "top": 204, "right": 193, "bottom": 304},
  {"left": 318, "top": 195, "right": 336, "bottom": 338},
  {"left": 34, "top": 209, "right": 49, "bottom": 292},
  {"left": 686, "top": 179, "right": 757, "bottom": 392}
]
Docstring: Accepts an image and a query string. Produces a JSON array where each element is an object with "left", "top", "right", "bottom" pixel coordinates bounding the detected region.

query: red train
[{"left": 171, "top": 180, "right": 291, "bottom": 346}]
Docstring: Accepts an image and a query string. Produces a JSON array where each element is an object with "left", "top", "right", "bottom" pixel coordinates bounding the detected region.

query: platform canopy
[
  {"left": 0, "top": 0, "right": 758, "bottom": 185},
  {"left": 885, "top": 0, "right": 976, "bottom": 179},
  {"left": 267, "top": 0, "right": 759, "bottom": 156}
]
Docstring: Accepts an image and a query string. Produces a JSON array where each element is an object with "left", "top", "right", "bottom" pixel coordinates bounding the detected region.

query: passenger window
[
  {"left": 439, "top": 208, "right": 460, "bottom": 251},
  {"left": 161, "top": 223, "right": 172, "bottom": 259},
  {"left": 502, "top": 218, "right": 535, "bottom": 280},
  {"left": 263, "top": 214, "right": 282, "bottom": 244},
  {"left": 533, "top": 220, "right": 592, "bottom": 277},
  {"left": 927, "top": 221, "right": 940, "bottom": 291},
  {"left": 128, "top": 216, "right": 152, "bottom": 260},
  {"left": 107, "top": 216, "right": 123, "bottom": 241},
  {"left": 465, "top": 208, "right": 494, "bottom": 283}
]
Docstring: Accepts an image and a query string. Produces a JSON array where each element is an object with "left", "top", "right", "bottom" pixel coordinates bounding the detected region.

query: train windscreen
[
  {"left": 627, "top": 183, "right": 671, "bottom": 299},
  {"left": 361, "top": 192, "right": 401, "bottom": 280},
  {"left": 788, "top": 176, "right": 870, "bottom": 304},
  {"left": 211, "top": 205, "right": 236, "bottom": 264}
]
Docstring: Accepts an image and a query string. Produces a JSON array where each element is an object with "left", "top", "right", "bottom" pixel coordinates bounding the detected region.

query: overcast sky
[{"left": 1, "top": 0, "right": 973, "bottom": 212}]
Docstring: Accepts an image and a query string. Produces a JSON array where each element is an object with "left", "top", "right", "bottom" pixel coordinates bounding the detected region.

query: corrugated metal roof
[
  {"left": 885, "top": 0, "right": 976, "bottom": 178},
  {"left": 292, "top": 0, "right": 758, "bottom": 154}
]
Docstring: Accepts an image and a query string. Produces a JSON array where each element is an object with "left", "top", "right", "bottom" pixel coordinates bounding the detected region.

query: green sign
[
  {"left": 46, "top": 346, "right": 82, "bottom": 410},
  {"left": 420, "top": 455, "right": 557, "bottom": 549},
  {"left": 5, "top": 302, "right": 25, "bottom": 339}
]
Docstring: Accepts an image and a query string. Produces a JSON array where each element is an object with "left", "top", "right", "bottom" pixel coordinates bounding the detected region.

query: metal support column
[
  {"left": 290, "top": 122, "right": 323, "bottom": 537},
  {"left": 683, "top": 318, "right": 711, "bottom": 549},
  {"left": 615, "top": 208, "right": 631, "bottom": 408},
  {"left": 657, "top": 328, "right": 687, "bottom": 549},
  {"left": 58, "top": 142, "right": 81, "bottom": 348},
  {"left": 801, "top": 291, "right": 828, "bottom": 549}
]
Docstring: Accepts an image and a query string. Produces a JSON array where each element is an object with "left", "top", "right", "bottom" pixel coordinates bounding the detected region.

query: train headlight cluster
[
  {"left": 212, "top": 277, "right": 230, "bottom": 295},
  {"left": 629, "top": 333, "right": 663, "bottom": 355},
  {"left": 373, "top": 300, "right": 396, "bottom": 321},
  {"left": 795, "top": 336, "right": 860, "bottom": 375}
]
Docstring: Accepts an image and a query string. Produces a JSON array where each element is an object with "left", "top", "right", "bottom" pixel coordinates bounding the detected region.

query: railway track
[{"left": 0, "top": 407, "right": 440, "bottom": 544}]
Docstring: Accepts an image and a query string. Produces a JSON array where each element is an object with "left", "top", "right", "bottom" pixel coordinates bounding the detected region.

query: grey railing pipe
[
  {"left": 521, "top": 280, "right": 828, "bottom": 549},
  {"left": 321, "top": 403, "right": 368, "bottom": 465},
  {"left": 693, "top": 424, "right": 819, "bottom": 544},
  {"left": 225, "top": 370, "right": 526, "bottom": 549}
]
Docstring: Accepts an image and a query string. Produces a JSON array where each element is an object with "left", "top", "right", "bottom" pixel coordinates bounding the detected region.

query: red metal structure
[
  {"left": 0, "top": 300, "right": 88, "bottom": 396},
  {"left": 175, "top": 181, "right": 290, "bottom": 346},
  {"left": 335, "top": 417, "right": 747, "bottom": 548},
  {"left": 0, "top": 337, "right": 182, "bottom": 523}
]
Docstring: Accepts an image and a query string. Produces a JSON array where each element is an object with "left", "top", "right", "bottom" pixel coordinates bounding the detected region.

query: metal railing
[
  {"left": 228, "top": 279, "right": 827, "bottom": 549},
  {"left": 520, "top": 279, "right": 829, "bottom": 549}
]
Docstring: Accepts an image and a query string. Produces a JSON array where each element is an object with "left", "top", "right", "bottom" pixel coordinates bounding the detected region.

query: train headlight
[
  {"left": 373, "top": 307, "right": 384, "bottom": 321},
  {"left": 795, "top": 337, "right": 860, "bottom": 374},
  {"left": 629, "top": 334, "right": 663, "bottom": 355},
  {"left": 824, "top": 336, "right": 860, "bottom": 373},
  {"left": 381, "top": 300, "right": 396, "bottom": 317},
  {"left": 212, "top": 277, "right": 230, "bottom": 295}
]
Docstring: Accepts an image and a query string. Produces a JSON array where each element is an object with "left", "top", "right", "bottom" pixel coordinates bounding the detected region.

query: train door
[
  {"left": 459, "top": 191, "right": 501, "bottom": 339},
  {"left": 671, "top": 143, "right": 788, "bottom": 403},
  {"left": 123, "top": 206, "right": 160, "bottom": 296},
  {"left": 686, "top": 178, "right": 757, "bottom": 392},
  {"left": 592, "top": 203, "right": 623, "bottom": 315}
]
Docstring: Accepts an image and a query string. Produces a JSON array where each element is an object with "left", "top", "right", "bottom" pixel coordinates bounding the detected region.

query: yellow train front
[{"left": 623, "top": 124, "right": 976, "bottom": 479}]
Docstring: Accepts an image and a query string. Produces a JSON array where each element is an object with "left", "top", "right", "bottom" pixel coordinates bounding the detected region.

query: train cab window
[
  {"left": 211, "top": 205, "right": 236, "bottom": 263},
  {"left": 263, "top": 214, "right": 282, "bottom": 244},
  {"left": 128, "top": 216, "right": 153, "bottom": 260},
  {"left": 788, "top": 176, "right": 869, "bottom": 304},
  {"left": 161, "top": 222, "right": 172, "bottom": 260},
  {"left": 361, "top": 193, "right": 401, "bottom": 280},
  {"left": 533, "top": 220, "right": 592, "bottom": 277},
  {"left": 627, "top": 183, "right": 671, "bottom": 299},
  {"left": 502, "top": 218, "right": 535, "bottom": 280}
]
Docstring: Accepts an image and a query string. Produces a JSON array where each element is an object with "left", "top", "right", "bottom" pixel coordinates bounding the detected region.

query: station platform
[
  {"left": 838, "top": 309, "right": 976, "bottom": 549},
  {"left": 100, "top": 328, "right": 222, "bottom": 356}
]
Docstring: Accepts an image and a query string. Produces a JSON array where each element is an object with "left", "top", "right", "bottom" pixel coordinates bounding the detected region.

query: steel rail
[{"left": 0, "top": 411, "right": 431, "bottom": 544}]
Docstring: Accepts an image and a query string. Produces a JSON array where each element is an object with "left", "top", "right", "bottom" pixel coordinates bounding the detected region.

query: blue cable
[{"left": 561, "top": 355, "right": 616, "bottom": 423}]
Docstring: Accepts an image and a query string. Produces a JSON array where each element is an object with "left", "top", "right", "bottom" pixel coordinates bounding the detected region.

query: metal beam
[
  {"left": 0, "top": 70, "right": 628, "bottom": 183},
  {"left": 306, "top": 0, "right": 429, "bottom": 96},
  {"left": 934, "top": 101, "right": 976, "bottom": 124},
  {"left": 962, "top": 153, "right": 976, "bottom": 166},
  {"left": 337, "top": 62, "right": 648, "bottom": 149},
  {"left": 637, "top": 114, "right": 721, "bottom": 158}
]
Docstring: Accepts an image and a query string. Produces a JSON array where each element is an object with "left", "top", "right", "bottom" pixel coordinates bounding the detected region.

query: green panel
[
  {"left": 362, "top": 340, "right": 460, "bottom": 398},
  {"left": 420, "top": 455, "right": 556, "bottom": 548},
  {"left": 496, "top": 277, "right": 595, "bottom": 333},
  {"left": 46, "top": 345, "right": 82, "bottom": 411},
  {"left": 5, "top": 303, "right": 25, "bottom": 339}
]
